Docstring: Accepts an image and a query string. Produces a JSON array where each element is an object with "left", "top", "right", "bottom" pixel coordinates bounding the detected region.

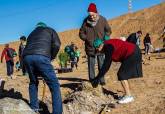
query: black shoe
[
  {"left": 100, "top": 81, "right": 106, "bottom": 86},
  {"left": 91, "top": 79, "right": 99, "bottom": 88}
]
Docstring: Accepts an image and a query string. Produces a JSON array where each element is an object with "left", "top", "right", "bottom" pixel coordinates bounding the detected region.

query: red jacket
[
  {"left": 104, "top": 39, "right": 136, "bottom": 62},
  {"left": 1, "top": 48, "right": 15, "bottom": 62}
]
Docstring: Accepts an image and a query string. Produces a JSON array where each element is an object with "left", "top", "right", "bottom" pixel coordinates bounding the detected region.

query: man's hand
[
  {"left": 13, "top": 57, "right": 16, "bottom": 62},
  {"left": 91, "top": 76, "right": 102, "bottom": 88}
]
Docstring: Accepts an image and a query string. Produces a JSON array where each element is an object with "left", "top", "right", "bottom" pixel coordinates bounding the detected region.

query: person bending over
[{"left": 92, "top": 38, "right": 143, "bottom": 104}]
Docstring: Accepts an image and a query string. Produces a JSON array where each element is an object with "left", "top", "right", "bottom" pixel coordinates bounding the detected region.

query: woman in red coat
[{"left": 92, "top": 38, "right": 143, "bottom": 104}]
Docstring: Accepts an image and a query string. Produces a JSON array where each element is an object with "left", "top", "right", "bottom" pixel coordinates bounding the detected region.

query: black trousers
[
  {"left": 20, "top": 59, "right": 27, "bottom": 74},
  {"left": 87, "top": 55, "right": 105, "bottom": 83},
  {"left": 6, "top": 60, "right": 14, "bottom": 76}
]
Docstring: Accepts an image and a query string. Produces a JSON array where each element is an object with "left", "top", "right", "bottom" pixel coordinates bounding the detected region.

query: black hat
[
  {"left": 20, "top": 36, "right": 26, "bottom": 41},
  {"left": 137, "top": 30, "right": 142, "bottom": 34}
]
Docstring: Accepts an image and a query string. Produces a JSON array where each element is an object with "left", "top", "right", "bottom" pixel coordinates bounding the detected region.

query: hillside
[
  {"left": 110, "top": 3, "right": 165, "bottom": 36},
  {"left": 109, "top": 2, "right": 165, "bottom": 47}
]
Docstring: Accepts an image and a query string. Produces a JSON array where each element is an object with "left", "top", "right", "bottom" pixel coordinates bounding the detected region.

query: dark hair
[
  {"left": 75, "top": 46, "right": 78, "bottom": 50},
  {"left": 20, "top": 36, "right": 26, "bottom": 41},
  {"left": 5, "top": 44, "right": 9, "bottom": 47},
  {"left": 146, "top": 33, "right": 150, "bottom": 36},
  {"left": 137, "top": 30, "right": 142, "bottom": 34}
]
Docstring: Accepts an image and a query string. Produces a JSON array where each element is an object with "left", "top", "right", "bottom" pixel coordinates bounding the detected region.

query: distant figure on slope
[
  {"left": 143, "top": 33, "right": 154, "bottom": 55},
  {"left": 1, "top": 44, "right": 17, "bottom": 79},
  {"left": 126, "top": 30, "right": 142, "bottom": 47}
]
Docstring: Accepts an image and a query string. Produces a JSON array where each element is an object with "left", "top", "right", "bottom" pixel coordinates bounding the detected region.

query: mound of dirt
[{"left": 63, "top": 82, "right": 116, "bottom": 114}]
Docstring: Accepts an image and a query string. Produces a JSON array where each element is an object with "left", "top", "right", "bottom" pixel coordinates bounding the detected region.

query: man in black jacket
[
  {"left": 23, "top": 22, "right": 62, "bottom": 114},
  {"left": 126, "top": 31, "right": 142, "bottom": 47},
  {"left": 143, "top": 33, "right": 152, "bottom": 54},
  {"left": 18, "top": 36, "right": 27, "bottom": 75}
]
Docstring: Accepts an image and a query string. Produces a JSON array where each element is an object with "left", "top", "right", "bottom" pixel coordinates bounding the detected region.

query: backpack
[
  {"left": 69, "top": 51, "right": 76, "bottom": 59},
  {"left": 6, "top": 48, "right": 17, "bottom": 58},
  {"left": 64, "top": 45, "right": 71, "bottom": 54}
]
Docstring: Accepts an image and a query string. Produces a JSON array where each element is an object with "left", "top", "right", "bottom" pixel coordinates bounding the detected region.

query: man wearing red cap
[{"left": 79, "top": 3, "right": 111, "bottom": 86}]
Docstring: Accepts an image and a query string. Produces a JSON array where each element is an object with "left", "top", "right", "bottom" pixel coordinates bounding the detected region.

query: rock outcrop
[{"left": 0, "top": 97, "right": 37, "bottom": 114}]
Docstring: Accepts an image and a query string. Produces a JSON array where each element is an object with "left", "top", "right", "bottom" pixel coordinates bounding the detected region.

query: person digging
[{"left": 92, "top": 38, "right": 143, "bottom": 104}]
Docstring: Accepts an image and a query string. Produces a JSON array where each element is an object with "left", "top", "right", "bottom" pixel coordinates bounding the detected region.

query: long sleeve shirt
[
  {"left": 1, "top": 48, "right": 15, "bottom": 62},
  {"left": 97, "top": 39, "right": 136, "bottom": 78}
]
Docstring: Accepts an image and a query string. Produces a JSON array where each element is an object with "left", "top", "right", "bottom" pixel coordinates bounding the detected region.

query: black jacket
[
  {"left": 19, "top": 43, "right": 25, "bottom": 57},
  {"left": 143, "top": 36, "right": 151, "bottom": 44},
  {"left": 23, "top": 27, "right": 61, "bottom": 60},
  {"left": 126, "top": 33, "right": 137, "bottom": 44}
]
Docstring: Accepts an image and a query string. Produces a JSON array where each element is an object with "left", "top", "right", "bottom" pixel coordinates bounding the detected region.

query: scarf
[{"left": 87, "top": 15, "right": 99, "bottom": 27}]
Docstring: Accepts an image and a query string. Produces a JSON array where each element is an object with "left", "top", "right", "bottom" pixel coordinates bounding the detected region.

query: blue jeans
[
  {"left": 23, "top": 55, "right": 63, "bottom": 114},
  {"left": 6, "top": 60, "right": 14, "bottom": 76}
]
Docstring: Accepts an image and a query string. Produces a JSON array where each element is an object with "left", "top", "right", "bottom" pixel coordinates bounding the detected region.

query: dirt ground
[{"left": 0, "top": 52, "right": 165, "bottom": 114}]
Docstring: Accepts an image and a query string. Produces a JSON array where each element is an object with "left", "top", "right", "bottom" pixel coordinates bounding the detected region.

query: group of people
[
  {"left": 0, "top": 2, "right": 164, "bottom": 114},
  {"left": 79, "top": 3, "right": 143, "bottom": 105},
  {"left": 143, "top": 26, "right": 165, "bottom": 55},
  {"left": 143, "top": 33, "right": 154, "bottom": 55},
  {"left": 58, "top": 42, "right": 80, "bottom": 70},
  {"left": 1, "top": 36, "right": 27, "bottom": 79}
]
